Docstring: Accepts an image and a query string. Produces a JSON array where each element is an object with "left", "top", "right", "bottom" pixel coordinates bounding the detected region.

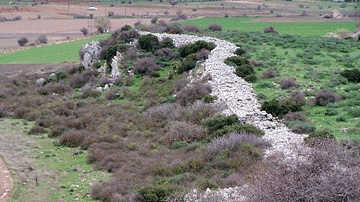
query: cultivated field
[{"left": 0, "top": 0, "right": 359, "bottom": 201}]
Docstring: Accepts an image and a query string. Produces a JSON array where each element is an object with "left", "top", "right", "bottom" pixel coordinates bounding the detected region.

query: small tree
[
  {"left": 36, "top": 35, "right": 48, "bottom": 44},
  {"left": 151, "top": 16, "right": 158, "bottom": 24},
  {"left": 94, "top": 16, "right": 111, "bottom": 33},
  {"left": 80, "top": 27, "right": 89, "bottom": 36},
  {"left": 17, "top": 37, "right": 29, "bottom": 47}
]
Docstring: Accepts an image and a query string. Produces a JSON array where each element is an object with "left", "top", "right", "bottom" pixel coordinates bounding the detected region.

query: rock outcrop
[{"left": 80, "top": 41, "right": 101, "bottom": 69}]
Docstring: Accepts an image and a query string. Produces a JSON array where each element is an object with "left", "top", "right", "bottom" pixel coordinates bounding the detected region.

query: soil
[
  {"left": 0, "top": 158, "right": 12, "bottom": 202},
  {"left": 0, "top": 63, "right": 78, "bottom": 77},
  {"left": 0, "top": 158, "right": 14, "bottom": 202},
  {"left": 1, "top": 1, "right": 357, "bottom": 51}
]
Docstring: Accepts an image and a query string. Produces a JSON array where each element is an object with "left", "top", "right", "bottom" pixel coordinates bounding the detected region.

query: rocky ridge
[{"left": 141, "top": 32, "right": 307, "bottom": 201}]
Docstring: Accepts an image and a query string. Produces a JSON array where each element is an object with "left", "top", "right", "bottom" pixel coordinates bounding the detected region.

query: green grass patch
[
  {"left": 0, "top": 119, "right": 109, "bottom": 202},
  {"left": 0, "top": 34, "right": 109, "bottom": 64},
  {"left": 181, "top": 17, "right": 358, "bottom": 36}
]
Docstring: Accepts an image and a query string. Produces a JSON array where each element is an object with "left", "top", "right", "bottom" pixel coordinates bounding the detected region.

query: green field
[
  {"left": 0, "top": 35, "right": 108, "bottom": 64},
  {"left": 181, "top": 17, "right": 359, "bottom": 36}
]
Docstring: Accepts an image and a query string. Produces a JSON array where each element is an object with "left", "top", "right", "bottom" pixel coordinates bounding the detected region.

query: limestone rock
[
  {"left": 79, "top": 41, "right": 101, "bottom": 69},
  {"left": 36, "top": 78, "right": 45, "bottom": 85}
]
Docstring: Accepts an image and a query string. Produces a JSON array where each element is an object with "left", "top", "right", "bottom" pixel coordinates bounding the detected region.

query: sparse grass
[
  {"left": 181, "top": 18, "right": 358, "bottom": 36},
  {"left": 0, "top": 35, "right": 109, "bottom": 64},
  {"left": 0, "top": 119, "right": 109, "bottom": 202}
]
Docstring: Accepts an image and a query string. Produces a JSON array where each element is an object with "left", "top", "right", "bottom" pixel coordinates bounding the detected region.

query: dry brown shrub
[
  {"left": 315, "top": 90, "right": 339, "bottom": 106},
  {"left": 28, "top": 125, "right": 47, "bottom": 135},
  {"left": 261, "top": 68, "right": 275, "bottom": 78},
  {"left": 163, "top": 121, "right": 207, "bottom": 143},
  {"left": 279, "top": 77, "right": 298, "bottom": 89},
  {"left": 248, "top": 140, "right": 360, "bottom": 201},
  {"left": 176, "top": 80, "right": 211, "bottom": 106},
  {"left": 59, "top": 129, "right": 90, "bottom": 147},
  {"left": 288, "top": 91, "right": 306, "bottom": 106}
]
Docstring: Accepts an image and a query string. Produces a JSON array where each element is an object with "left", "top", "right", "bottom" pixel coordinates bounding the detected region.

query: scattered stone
[{"left": 35, "top": 78, "right": 45, "bottom": 85}]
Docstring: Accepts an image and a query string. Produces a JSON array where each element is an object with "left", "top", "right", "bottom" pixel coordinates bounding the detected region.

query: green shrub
[
  {"left": 160, "top": 37, "right": 175, "bottom": 49},
  {"left": 341, "top": 69, "right": 360, "bottom": 83},
  {"left": 306, "top": 129, "right": 334, "bottom": 140},
  {"left": 197, "top": 179, "right": 218, "bottom": 190},
  {"left": 213, "top": 123, "right": 264, "bottom": 137},
  {"left": 178, "top": 40, "right": 216, "bottom": 58},
  {"left": 224, "top": 56, "right": 249, "bottom": 66},
  {"left": 324, "top": 108, "right": 338, "bottom": 116},
  {"left": 137, "top": 185, "right": 174, "bottom": 202},
  {"left": 285, "top": 120, "right": 316, "bottom": 134},
  {"left": 261, "top": 99, "right": 302, "bottom": 118},
  {"left": 203, "top": 114, "right": 239, "bottom": 133},
  {"left": 348, "top": 107, "right": 360, "bottom": 117},
  {"left": 234, "top": 47, "right": 246, "bottom": 56},
  {"left": 139, "top": 34, "right": 160, "bottom": 52},
  {"left": 336, "top": 116, "right": 347, "bottom": 122},
  {"left": 177, "top": 53, "right": 198, "bottom": 74}
]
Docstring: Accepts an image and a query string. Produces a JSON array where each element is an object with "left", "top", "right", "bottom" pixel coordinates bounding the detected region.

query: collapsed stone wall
[{"left": 141, "top": 32, "right": 306, "bottom": 201}]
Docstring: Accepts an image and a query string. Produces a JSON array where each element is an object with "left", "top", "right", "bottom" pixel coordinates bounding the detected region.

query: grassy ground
[
  {"left": 203, "top": 30, "right": 360, "bottom": 140},
  {"left": 0, "top": 119, "right": 109, "bottom": 202},
  {"left": 0, "top": 35, "right": 108, "bottom": 64},
  {"left": 181, "top": 17, "right": 359, "bottom": 36}
]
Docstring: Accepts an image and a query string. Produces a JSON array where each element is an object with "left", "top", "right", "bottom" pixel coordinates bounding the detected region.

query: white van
[{"left": 88, "top": 6, "right": 97, "bottom": 11}]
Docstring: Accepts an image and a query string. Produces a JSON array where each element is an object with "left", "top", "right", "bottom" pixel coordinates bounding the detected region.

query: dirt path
[{"left": 0, "top": 157, "right": 12, "bottom": 202}]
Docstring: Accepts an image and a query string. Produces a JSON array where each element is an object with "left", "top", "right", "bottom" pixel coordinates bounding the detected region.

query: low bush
[
  {"left": 315, "top": 90, "right": 338, "bottom": 106},
  {"left": 206, "top": 133, "right": 270, "bottom": 157},
  {"left": 17, "top": 37, "right": 29, "bottom": 47},
  {"left": 341, "top": 69, "right": 360, "bottom": 83},
  {"left": 49, "top": 126, "right": 68, "bottom": 138},
  {"left": 105, "top": 89, "right": 118, "bottom": 100},
  {"left": 249, "top": 140, "right": 360, "bottom": 201},
  {"left": 28, "top": 125, "right": 47, "bottom": 135},
  {"left": 279, "top": 77, "right": 298, "bottom": 89},
  {"left": 288, "top": 91, "right": 306, "bottom": 106},
  {"left": 234, "top": 48, "right": 246, "bottom": 56},
  {"left": 324, "top": 108, "right": 338, "bottom": 116},
  {"left": 80, "top": 27, "right": 89, "bottom": 36},
  {"left": 213, "top": 123, "right": 265, "bottom": 137},
  {"left": 119, "top": 29, "right": 140, "bottom": 43},
  {"left": 285, "top": 120, "right": 316, "bottom": 134},
  {"left": 183, "top": 25, "right": 203, "bottom": 33},
  {"left": 264, "top": 26, "right": 278, "bottom": 34},
  {"left": 163, "top": 121, "right": 207, "bottom": 143},
  {"left": 134, "top": 57, "right": 160, "bottom": 75},
  {"left": 36, "top": 35, "right": 48, "bottom": 44},
  {"left": 176, "top": 80, "right": 211, "bottom": 106},
  {"left": 203, "top": 114, "right": 239, "bottom": 133},
  {"left": 160, "top": 37, "right": 175, "bottom": 49},
  {"left": 225, "top": 56, "right": 249, "bottom": 66},
  {"left": 59, "top": 129, "right": 89, "bottom": 147},
  {"left": 348, "top": 107, "right": 360, "bottom": 117},
  {"left": 261, "top": 68, "right": 275, "bottom": 78},
  {"left": 261, "top": 99, "right": 302, "bottom": 118},
  {"left": 81, "top": 87, "right": 101, "bottom": 98},
  {"left": 178, "top": 40, "right": 216, "bottom": 58},
  {"left": 139, "top": 34, "right": 159, "bottom": 52},
  {"left": 306, "top": 129, "right": 334, "bottom": 140},
  {"left": 208, "top": 24, "right": 222, "bottom": 31},
  {"left": 283, "top": 112, "right": 307, "bottom": 122},
  {"left": 177, "top": 53, "right": 197, "bottom": 74},
  {"left": 137, "top": 185, "right": 175, "bottom": 202}
]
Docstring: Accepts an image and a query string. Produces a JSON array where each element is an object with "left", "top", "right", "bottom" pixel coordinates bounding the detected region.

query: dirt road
[{"left": 0, "top": 157, "right": 12, "bottom": 202}]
